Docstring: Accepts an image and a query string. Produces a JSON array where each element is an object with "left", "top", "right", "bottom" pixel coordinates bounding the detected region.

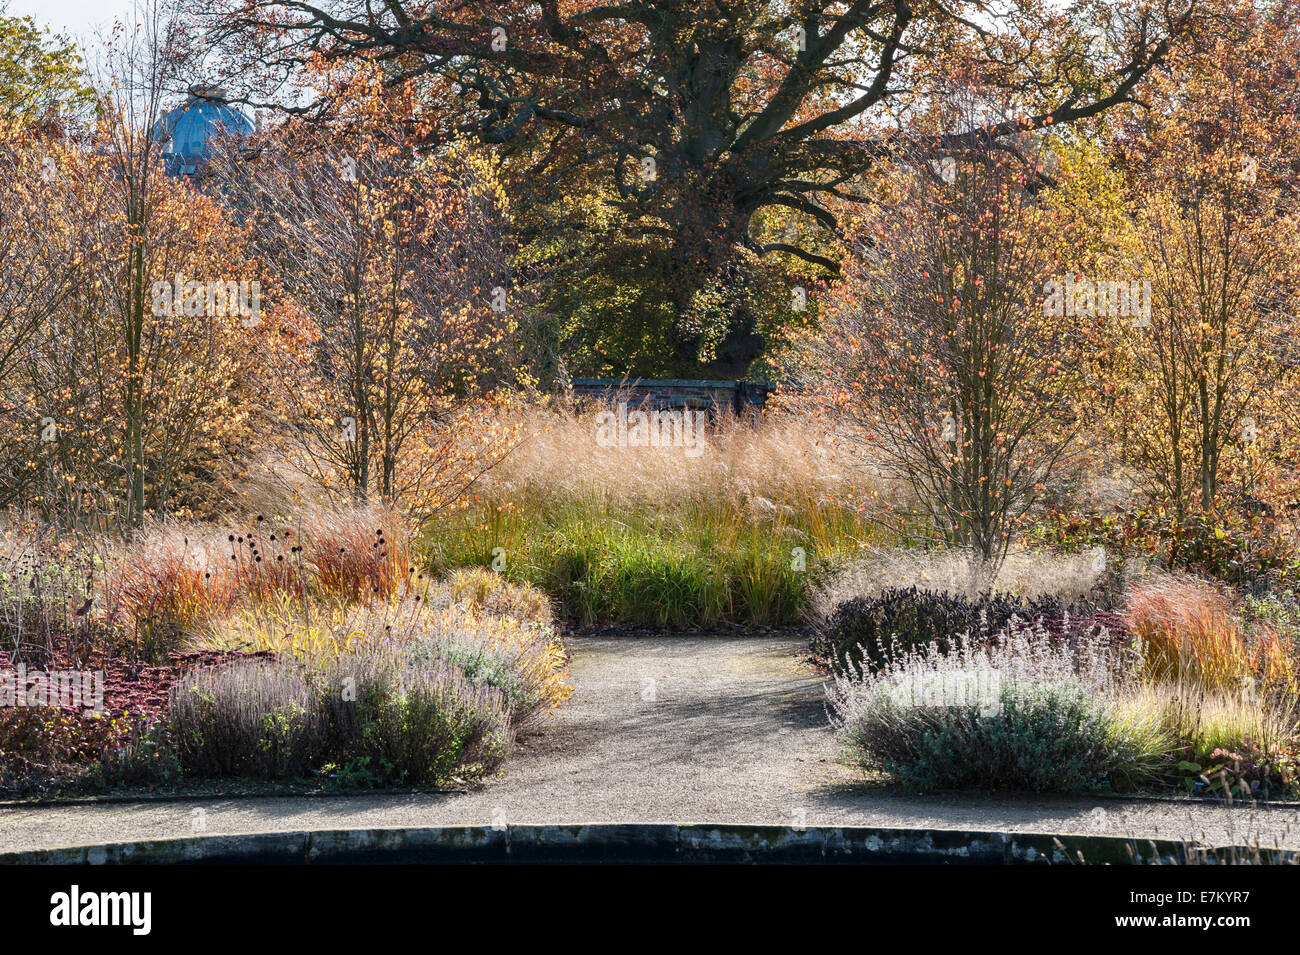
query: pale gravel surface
[{"left": 2, "top": 634, "right": 1299, "bottom": 853}]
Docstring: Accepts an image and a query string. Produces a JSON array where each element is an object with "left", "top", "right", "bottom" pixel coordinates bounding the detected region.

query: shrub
[
  {"left": 1240, "top": 591, "right": 1300, "bottom": 644},
  {"left": 1, "top": 518, "right": 103, "bottom": 664},
  {"left": 168, "top": 661, "right": 323, "bottom": 779},
  {"left": 829, "top": 628, "right": 1169, "bottom": 792},
  {"left": 407, "top": 637, "right": 536, "bottom": 726},
  {"left": 93, "top": 727, "right": 183, "bottom": 789},
  {"left": 812, "top": 586, "right": 1114, "bottom": 675},
  {"left": 0, "top": 705, "right": 119, "bottom": 776},
  {"left": 1031, "top": 505, "right": 1300, "bottom": 592},
  {"left": 168, "top": 650, "right": 515, "bottom": 786},
  {"left": 321, "top": 651, "right": 510, "bottom": 786}
]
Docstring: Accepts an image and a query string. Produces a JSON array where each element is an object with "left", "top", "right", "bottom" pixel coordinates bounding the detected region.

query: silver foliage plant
[{"left": 827, "top": 621, "right": 1170, "bottom": 792}]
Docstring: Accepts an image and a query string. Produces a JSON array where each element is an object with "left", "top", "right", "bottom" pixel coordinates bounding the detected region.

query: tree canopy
[
  {"left": 206, "top": 0, "right": 1197, "bottom": 375},
  {"left": 0, "top": 13, "right": 91, "bottom": 130}
]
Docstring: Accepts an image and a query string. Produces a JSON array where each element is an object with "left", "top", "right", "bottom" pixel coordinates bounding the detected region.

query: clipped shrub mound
[
  {"left": 321, "top": 651, "right": 510, "bottom": 786},
  {"left": 812, "top": 587, "right": 1118, "bottom": 675}
]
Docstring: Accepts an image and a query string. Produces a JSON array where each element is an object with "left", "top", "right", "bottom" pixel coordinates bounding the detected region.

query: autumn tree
[
  {"left": 216, "top": 67, "right": 518, "bottom": 510},
  {"left": 0, "top": 12, "right": 91, "bottom": 131},
  {"left": 0, "top": 2, "right": 278, "bottom": 525},
  {"left": 92, "top": 3, "right": 201, "bottom": 524},
  {"left": 811, "top": 90, "right": 1079, "bottom": 574},
  {"left": 1109, "top": 3, "right": 1300, "bottom": 517},
  {"left": 0, "top": 16, "right": 93, "bottom": 497},
  {"left": 0, "top": 134, "right": 78, "bottom": 431},
  {"left": 11, "top": 166, "right": 273, "bottom": 523},
  {"left": 205, "top": 0, "right": 1196, "bottom": 375}
]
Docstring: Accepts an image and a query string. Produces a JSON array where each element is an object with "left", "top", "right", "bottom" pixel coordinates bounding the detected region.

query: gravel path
[{"left": 2, "top": 634, "right": 1299, "bottom": 853}]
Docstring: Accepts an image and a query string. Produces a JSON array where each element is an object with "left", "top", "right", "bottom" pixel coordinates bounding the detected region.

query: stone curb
[
  {"left": 1, "top": 824, "right": 1294, "bottom": 865},
  {"left": 4, "top": 788, "right": 1297, "bottom": 811}
]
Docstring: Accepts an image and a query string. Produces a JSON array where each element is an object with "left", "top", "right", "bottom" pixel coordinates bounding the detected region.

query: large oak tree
[{"left": 208, "top": 0, "right": 1197, "bottom": 374}]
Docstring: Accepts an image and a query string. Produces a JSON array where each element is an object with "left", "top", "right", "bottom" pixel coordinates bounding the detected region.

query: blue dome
[{"left": 153, "top": 87, "right": 254, "bottom": 175}]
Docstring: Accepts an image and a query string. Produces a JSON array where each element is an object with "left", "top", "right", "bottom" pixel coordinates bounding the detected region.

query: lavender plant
[
  {"left": 168, "top": 649, "right": 512, "bottom": 786},
  {"left": 828, "top": 623, "right": 1171, "bottom": 792}
]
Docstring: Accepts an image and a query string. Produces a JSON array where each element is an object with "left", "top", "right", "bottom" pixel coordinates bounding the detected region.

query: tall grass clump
[
  {"left": 106, "top": 504, "right": 412, "bottom": 656},
  {"left": 299, "top": 506, "right": 411, "bottom": 603},
  {"left": 829, "top": 625, "right": 1170, "bottom": 792},
  {"left": 424, "top": 403, "right": 884, "bottom": 625},
  {"left": 1120, "top": 678, "right": 1299, "bottom": 794},
  {"left": 813, "top": 545, "right": 1108, "bottom": 618},
  {"left": 1123, "top": 574, "right": 1295, "bottom": 692},
  {"left": 446, "top": 566, "right": 554, "bottom": 624},
  {"left": 207, "top": 573, "right": 571, "bottom": 728}
]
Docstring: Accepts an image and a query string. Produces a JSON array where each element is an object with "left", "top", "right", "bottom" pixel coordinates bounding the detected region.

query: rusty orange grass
[
  {"left": 107, "top": 505, "right": 412, "bottom": 640},
  {"left": 1123, "top": 575, "right": 1295, "bottom": 692}
]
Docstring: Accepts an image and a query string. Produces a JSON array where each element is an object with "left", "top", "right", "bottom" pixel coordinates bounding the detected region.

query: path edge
[{"left": 1, "top": 823, "right": 1293, "bottom": 865}]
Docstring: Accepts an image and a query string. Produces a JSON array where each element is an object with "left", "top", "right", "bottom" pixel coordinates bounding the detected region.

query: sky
[{"left": 5, "top": 0, "right": 143, "bottom": 44}]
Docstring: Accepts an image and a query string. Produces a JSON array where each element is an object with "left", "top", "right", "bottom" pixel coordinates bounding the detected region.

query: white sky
[{"left": 4, "top": 0, "right": 143, "bottom": 44}]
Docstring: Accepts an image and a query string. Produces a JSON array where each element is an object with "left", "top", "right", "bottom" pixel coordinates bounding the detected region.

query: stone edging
[{"left": 2, "top": 824, "right": 1294, "bottom": 865}]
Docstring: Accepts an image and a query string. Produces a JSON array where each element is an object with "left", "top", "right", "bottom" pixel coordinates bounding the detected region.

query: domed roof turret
[{"left": 153, "top": 86, "right": 254, "bottom": 176}]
